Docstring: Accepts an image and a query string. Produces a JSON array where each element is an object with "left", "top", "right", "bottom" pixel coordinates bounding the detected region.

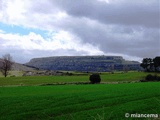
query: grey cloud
[
  {"left": 16, "top": 0, "right": 160, "bottom": 61},
  {"left": 62, "top": 19, "right": 160, "bottom": 59},
  {"left": 41, "top": 0, "right": 159, "bottom": 59},
  {"left": 28, "top": 0, "right": 59, "bottom": 14},
  {"left": 52, "top": 0, "right": 159, "bottom": 28}
]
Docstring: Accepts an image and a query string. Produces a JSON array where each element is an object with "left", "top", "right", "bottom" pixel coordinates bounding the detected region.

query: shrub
[
  {"left": 145, "top": 74, "right": 155, "bottom": 81},
  {"left": 145, "top": 74, "right": 160, "bottom": 82},
  {"left": 89, "top": 74, "right": 101, "bottom": 84},
  {"left": 155, "top": 75, "right": 160, "bottom": 81}
]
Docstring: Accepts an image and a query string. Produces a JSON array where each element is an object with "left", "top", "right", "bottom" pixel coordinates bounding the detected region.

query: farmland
[
  {"left": 0, "top": 71, "right": 160, "bottom": 120},
  {"left": 0, "top": 71, "right": 157, "bottom": 86},
  {"left": 0, "top": 82, "right": 160, "bottom": 120}
]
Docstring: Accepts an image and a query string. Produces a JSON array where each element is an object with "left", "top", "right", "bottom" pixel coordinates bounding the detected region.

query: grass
[
  {"left": 0, "top": 71, "right": 160, "bottom": 119},
  {"left": 0, "top": 71, "right": 24, "bottom": 77},
  {"left": 0, "top": 75, "right": 89, "bottom": 86},
  {"left": 101, "top": 71, "right": 152, "bottom": 82},
  {"left": 0, "top": 82, "right": 160, "bottom": 120},
  {"left": 0, "top": 71, "right": 158, "bottom": 86}
]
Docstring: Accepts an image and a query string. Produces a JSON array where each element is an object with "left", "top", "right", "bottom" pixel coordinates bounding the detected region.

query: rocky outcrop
[{"left": 25, "top": 56, "right": 141, "bottom": 72}]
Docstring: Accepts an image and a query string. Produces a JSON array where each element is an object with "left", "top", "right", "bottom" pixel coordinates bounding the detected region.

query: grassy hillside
[
  {"left": 0, "top": 72, "right": 155, "bottom": 86},
  {"left": 0, "top": 82, "right": 160, "bottom": 120}
]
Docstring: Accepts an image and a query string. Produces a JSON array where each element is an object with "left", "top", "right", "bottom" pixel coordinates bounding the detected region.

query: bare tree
[{"left": 0, "top": 54, "right": 13, "bottom": 77}]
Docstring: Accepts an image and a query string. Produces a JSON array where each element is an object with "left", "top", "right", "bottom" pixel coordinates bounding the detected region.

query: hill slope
[
  {"left": 12, "top": 63, "right": 37, "bottom": 71},
  {"left": 0, "top": 58, "right": 36, "bottom": 71},
  {"left": 26, "top": 56, "right": 140, "bottom": 72}
]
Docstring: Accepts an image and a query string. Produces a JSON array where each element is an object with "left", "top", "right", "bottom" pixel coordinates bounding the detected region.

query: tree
[
  {"left": 153, "top": 57, "right": 160, "bottom": 72},
  {"left": 140, "top": 57, "right": 160, "bottom": 72},
  {"left": 89, "top": 74, "right": 101, "bottom": 84},
  {"left": 140, "top": 58, "right": 153, "bottom": 72},
  {"left": 0, "top": 54, "right": 13, "bottom": 77}
]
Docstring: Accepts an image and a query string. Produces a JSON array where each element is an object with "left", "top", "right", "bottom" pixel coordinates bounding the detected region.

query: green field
[
  {"left": 0, "top": 82, "right": 160, "bottom": 120},
  {"left": 0, "top": 72, "right": 160, "bottom": 119},
  {"left": 0, "top": 72, "right": 157, "bottom": 86}
]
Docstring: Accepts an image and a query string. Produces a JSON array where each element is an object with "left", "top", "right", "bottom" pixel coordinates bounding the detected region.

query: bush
[
  {"left": 145, "top": 74, "right": 160, "bottom": 82},
  {"left": 89, "top": 74, "right": 101, "bottom": 84},
  {"left": 155, "top": 75, "right": 160, "bottom": 81},
  {"left": 145, "top": 74, "right": 155, "bottom": 81}
]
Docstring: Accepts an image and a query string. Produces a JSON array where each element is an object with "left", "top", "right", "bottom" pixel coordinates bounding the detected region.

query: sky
[{"left": 0, "top": 0, "right": 160, "bottom": 63}]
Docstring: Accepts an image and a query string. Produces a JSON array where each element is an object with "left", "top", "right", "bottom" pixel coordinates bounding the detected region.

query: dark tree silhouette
[
  {"left": 89, "top": 74, "right": 101, "bottom": 84},
  {"left": 153, "top": 57, "right": 160, "bottom": 72},
  {"left": 141, "top": 57, "right": 160, "bottom": 72},
  {"left": 140, "top": 58, "right": 153, "bottom": 72},
  {"left": 0, "top": 54, "right": 13, "bottom": 77}
]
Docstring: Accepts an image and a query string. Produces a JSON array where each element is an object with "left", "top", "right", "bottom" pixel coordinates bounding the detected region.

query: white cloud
[
  {"left": 1, "top": 0, "right": 28, "bottom": 25},
  {"left": 0, "top": 30, "right": 104, "bottom": 62},
  {"left": 97, "top": 0, "right": 109, "bottom": 3}
]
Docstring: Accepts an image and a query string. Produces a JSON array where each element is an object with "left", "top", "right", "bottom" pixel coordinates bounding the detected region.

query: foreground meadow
[{"left": 0, "top": 82, "right": 160, "bottom": 120}]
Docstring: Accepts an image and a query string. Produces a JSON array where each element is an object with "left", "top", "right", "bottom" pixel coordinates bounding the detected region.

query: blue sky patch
[{"left": 0, "top": 22, "right": 48, "bottom": 39}]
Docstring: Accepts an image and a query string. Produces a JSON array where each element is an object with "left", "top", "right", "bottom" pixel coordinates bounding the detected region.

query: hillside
[
  {"left": 0, "top": 58, "right": 36, "bottom": 71},
  {"left": 25, "top": 56, "right": 141, "bottom": 72},
  {"left": 12, "top": 63, "right": 37, "bottom": 71}
]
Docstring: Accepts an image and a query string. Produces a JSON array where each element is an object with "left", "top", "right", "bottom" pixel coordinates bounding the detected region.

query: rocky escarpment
[{"left": 25, "top": 56, "right": 141, "bottom": 72}]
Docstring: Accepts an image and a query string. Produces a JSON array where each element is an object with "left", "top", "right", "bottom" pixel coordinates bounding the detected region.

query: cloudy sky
[{"left": 0, "top": 0, "right": 159, "bottom": 63}]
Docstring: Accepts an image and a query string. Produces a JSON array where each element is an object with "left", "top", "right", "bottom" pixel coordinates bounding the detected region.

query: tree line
[{"left": 140, "top": 56, "right": 160, "bottom": 72}]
